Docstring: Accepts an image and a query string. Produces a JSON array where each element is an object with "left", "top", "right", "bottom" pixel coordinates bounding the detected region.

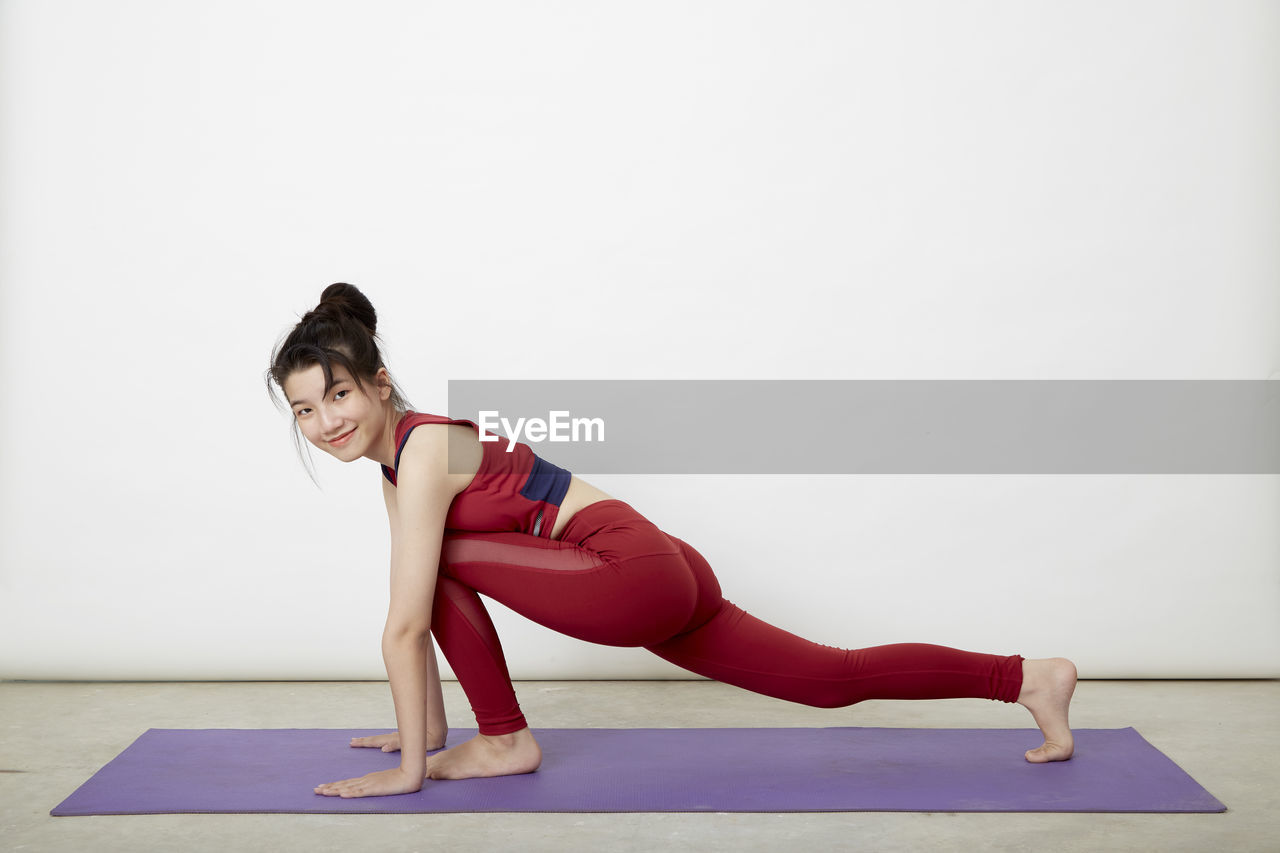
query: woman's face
[{"left": 283, "top": 363, "right": 391, "bottom": 462}]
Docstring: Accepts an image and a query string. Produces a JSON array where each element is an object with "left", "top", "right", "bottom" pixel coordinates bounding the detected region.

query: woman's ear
[{"left": 376, "top": 367, "right": 393, "bottom": 401}]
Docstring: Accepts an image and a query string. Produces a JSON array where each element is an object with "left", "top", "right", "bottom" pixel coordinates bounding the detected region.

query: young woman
[{"left": 268, "top": 283, "right": 1078, "bottom": 800}]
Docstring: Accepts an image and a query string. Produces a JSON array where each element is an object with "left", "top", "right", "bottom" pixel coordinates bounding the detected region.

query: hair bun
[{"left": 317, "top": 282, "right": 377, "bottom": 335}]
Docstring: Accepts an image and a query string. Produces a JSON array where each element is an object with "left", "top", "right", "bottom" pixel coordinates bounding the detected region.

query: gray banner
[{"left": 445, "top": 380, "right": 1280, "bottom": 474}]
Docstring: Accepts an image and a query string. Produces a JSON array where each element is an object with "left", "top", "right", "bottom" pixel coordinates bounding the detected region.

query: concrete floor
[{"left": 2, "top": 679, "right": 1277, "bottom": 852}]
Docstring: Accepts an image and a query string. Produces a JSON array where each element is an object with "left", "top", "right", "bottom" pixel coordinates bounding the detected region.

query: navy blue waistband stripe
[{"left": 520, "top": 454, "right": 572, "bottom": 507}]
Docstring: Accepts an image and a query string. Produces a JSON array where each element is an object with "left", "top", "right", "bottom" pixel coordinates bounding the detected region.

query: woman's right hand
[
  {"left": 349, "top": 730, "right": 448, "bottom": 753},
  {"left": 350, "top": 732, "right": 402, "bottom": 752},
  {"left": 348, "top": 727, "right": 396, "bottom": 747}
]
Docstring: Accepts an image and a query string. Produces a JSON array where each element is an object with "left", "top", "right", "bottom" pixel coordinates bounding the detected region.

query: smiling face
[{"left": 283, "top": 362, "right": 394, "bottom": 462}]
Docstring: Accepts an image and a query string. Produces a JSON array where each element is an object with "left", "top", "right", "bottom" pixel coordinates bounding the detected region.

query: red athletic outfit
[
  {"left": 381, "top": 411, "right": 572, "bottom": 539},
  {"left": 386, "top": 411, "right": 1025, "bottom": 736}
]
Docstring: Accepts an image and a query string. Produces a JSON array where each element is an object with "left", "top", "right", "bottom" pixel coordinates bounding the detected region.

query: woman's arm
[
  {"left": 315, "top": 427, "right": 455, "bottom": 798},
  {"left": 380, "top": 474, "right": 448, "bottom": 750},
  {"left": 380, "top": 427, "right": 456, "bottom": 779},
  {"left": 313, "top": 427, "right": 455, "bottom": 799}
]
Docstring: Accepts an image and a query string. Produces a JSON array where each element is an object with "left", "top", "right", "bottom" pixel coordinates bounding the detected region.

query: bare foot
[
  {"left": 424, "top": 727, "right": 542, "bottom": 780},
  {"left": 1016, "top": 657, "right": 1077, "bottom": 763}
]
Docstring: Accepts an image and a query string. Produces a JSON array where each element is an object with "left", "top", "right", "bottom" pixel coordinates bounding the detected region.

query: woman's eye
[
  {"left": 334, "top": 390, "right": 348, "bottom": 401},
  {"left": 295, "top": 408, "right": 310, "bottom": 418}
]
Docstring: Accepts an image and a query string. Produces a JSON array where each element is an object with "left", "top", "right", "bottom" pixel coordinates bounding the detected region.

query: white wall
[{"left": 1, "top": 0, "right": 1277, "bottom": 681}]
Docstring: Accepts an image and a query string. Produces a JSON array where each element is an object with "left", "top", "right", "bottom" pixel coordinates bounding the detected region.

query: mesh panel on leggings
[{"left": 443, "top": 536, "right": 607, "bottom": 572}]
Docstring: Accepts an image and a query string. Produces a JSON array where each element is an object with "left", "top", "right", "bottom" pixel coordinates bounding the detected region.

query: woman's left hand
[{"left": 314, "top": 766, "right": 422, "bottom": 798}]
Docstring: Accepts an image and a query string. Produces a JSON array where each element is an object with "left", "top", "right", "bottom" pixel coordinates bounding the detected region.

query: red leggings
[{"left": 431, "top": 499, "right": 1024, "bottom": 735}]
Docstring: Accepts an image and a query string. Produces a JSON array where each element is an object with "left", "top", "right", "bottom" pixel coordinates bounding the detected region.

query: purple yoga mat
[{"left": 50, "top": 726, "right": 1225, "bottom": 815}]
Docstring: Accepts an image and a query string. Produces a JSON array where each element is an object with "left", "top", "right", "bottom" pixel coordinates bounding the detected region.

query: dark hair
[{"left": 266, "top": 283, "right": 412, "bottom": 478}]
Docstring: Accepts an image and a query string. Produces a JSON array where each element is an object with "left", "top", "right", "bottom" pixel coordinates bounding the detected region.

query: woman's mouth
[{"left": 328, "top": 427, "right": 357, "bottom": 447}]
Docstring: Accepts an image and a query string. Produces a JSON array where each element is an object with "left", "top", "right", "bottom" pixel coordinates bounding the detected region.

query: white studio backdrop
[{"left": 1, "top": 0, "right": 1277, "bottom": 682}]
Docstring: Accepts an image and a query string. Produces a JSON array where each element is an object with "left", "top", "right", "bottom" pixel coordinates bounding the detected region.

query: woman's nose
[{"left": 318, "top": 407, "right": 343, "bottom": 432}]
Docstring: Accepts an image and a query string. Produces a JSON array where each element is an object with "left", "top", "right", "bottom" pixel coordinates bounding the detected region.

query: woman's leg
[
  {"left": 646, "top": 532, "right": 1076, "bottom": 761},
  {"left": 427, "top": 500, "right": 1074, "bottom": 774},
  {"left": 431, "top": 521, "right": 700, "bottom": 725},
  {"left": 424, "top": 575, "right": 544, "bottom": 779},
  {"left": 423, "top": 508, "right": 703, "bottom": 779},
  {"left": 644, "top": 534, "right": 1026, "bottom": 706},
  {"left": 430, "top": 575, "right": 526, "bottom": 735}
]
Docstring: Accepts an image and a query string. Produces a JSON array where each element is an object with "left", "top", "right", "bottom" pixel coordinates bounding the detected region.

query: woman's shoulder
[{"left": 396, "top": 418, "right": 484, "bottom": 494}]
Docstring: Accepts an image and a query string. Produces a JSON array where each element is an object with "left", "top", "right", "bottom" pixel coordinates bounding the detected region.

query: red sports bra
[{"left": 380, "top": 411, "right": 573, "bottom": 539}]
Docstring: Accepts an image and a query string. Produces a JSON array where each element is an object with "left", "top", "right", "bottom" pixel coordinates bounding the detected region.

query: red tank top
[{"left": 380, "top": 411, "right": 573, "bottom": 538}]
